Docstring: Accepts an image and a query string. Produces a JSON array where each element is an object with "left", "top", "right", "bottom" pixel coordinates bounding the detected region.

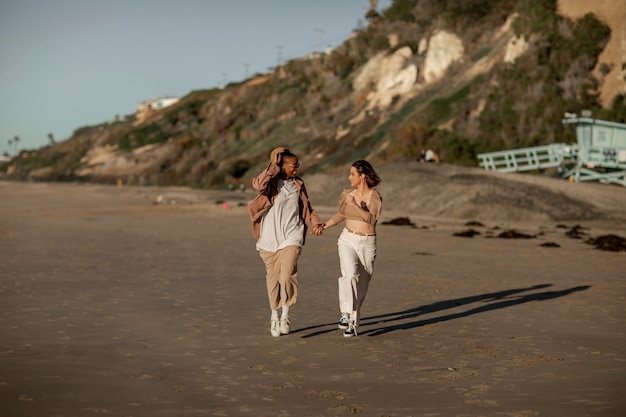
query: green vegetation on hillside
[{"left": 1, "top": 0, "right": 619, "bottom": 186}]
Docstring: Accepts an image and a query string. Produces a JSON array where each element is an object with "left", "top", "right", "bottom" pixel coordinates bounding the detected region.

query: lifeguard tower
[{"left": 477, "top": 113, "right": 626, "bottom": 186}]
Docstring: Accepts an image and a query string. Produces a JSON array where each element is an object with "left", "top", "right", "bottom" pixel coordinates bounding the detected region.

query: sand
[{"left": 0, "top": 166, "right": 625, "bottom": 417}]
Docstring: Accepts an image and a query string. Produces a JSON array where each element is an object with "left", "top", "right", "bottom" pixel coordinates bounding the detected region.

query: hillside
[
  {"left": 2, "top": 0, "right": 625, "bottom": 187},
  {"left": 558, "top": 0, "right": 626, "bottom": 107}
]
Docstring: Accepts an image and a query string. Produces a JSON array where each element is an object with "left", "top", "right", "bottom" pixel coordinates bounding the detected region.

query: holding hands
[{"left": 311, "top": 223, "right": 324, "bottom": 236}]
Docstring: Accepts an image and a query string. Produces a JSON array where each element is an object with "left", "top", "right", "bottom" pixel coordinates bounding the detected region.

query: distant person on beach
[
  {"left": 419, "top": 148, "right": 440, "bottom": 163},
  {"left": 312, "top": 160, "right": 382, "bottom": 337},
  {"left": 248, "top": 147, "right": 322, "bottom": 337}
]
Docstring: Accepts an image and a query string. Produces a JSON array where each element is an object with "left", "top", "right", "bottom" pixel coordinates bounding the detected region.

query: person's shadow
[{"left": 296, "top": 284, "right": 590, "bottom": 338}]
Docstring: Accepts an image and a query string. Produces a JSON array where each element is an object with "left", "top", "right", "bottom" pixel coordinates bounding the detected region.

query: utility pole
[
  {"left": 276, "top": 45, "right": 282, "bottom": 68},
  {"left": 315, "top": 29, "right": 324, "bottom": 51}
]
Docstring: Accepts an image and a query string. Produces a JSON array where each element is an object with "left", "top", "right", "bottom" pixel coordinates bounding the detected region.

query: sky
[{"left": 0, "top": 0, "right": 393, "bottom": 155}]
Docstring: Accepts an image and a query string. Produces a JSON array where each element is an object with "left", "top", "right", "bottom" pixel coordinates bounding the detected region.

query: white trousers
[{"left": 337, "top": 228, "right": 377, "bottom": 325}]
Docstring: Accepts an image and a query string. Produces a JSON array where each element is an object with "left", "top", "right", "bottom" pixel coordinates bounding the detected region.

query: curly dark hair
[
  {"left": 279, "top": 150, "right": 297, "bottom": 167},
  {"left": 352, "top": 160, "right": 381, "bottom": 188}
]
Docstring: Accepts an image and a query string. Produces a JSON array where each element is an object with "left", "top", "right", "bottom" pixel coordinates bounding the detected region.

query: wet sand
[{"left": 0, "top": 180, "right": 624, "bottom": 416}]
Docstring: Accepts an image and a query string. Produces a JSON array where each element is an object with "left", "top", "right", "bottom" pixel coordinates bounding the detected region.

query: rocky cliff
[{"left": 3, "top": 0, "right": 624, "bottom": 187}]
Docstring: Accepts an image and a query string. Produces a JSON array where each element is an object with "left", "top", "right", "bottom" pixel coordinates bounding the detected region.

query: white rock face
[
  {"left": 353, "top": 46, "right": 417, "bottom": 111},
  {"left": 376, "top": 47, "right": 418, "bottom": 107},
  {"left": 423, "top": 31, "right": 465, "bottom": 84},
  {"left": 75, "top": 143, "right": 170, "bottom": 177},
  {"left": 353, "top": 53, "right": 385, "bottom": 92},
  {"left": 418, "top": 38, "right": 428, "bottom": 55},
  {"left": 388, "top": 33, "right": 399, "bottom": 48},
  {"left": 504, "top": 35, "right": 528, "bottom": 63}
]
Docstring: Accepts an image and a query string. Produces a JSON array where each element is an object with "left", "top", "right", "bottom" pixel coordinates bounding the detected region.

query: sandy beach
[{"left": 1, "top": 166, "right": 625, "bottom": 417}]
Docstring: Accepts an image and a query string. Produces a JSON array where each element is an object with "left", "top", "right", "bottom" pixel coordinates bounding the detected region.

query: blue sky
[{"left": 0, "top": 0, "right": 392, "bottom": 154}]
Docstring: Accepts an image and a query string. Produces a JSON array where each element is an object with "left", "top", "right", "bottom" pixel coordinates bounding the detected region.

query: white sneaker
[
  {"left": 270, "top": 319, "right": 280, "bottom": 337},
  {"left": 279, "top": 318, "right": 291, "bottom": 335},
  {"left": 338, "top": 313, "right": 350, "bottom": 329}
]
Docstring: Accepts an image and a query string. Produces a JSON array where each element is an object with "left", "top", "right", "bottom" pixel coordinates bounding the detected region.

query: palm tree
[
  {"left": 8, "top": 138, "right": 12, "bottom": 156},
  {"left": 48, "top": 133, "right": 56, "bottom": 145},
  {"left": 13, "top": 135, "right": 19, "bottom": 155}
]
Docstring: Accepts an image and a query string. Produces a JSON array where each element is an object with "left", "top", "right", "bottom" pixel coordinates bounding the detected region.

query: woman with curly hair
[{"left": 248, "top": 147, "right": 321, "bottom": 337}]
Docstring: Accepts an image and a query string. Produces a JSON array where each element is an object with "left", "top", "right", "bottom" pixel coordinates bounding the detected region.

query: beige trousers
[{"left": 259, "top": 246, "right": 301, "bottom": 310}]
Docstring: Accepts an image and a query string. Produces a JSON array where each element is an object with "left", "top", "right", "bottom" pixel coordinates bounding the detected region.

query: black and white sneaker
[
  {"left": 338, "top": 313, "right": 350, "bottom": 329},
  {"left": 343, "top": 322, "right": 357, "bottom": 337}
]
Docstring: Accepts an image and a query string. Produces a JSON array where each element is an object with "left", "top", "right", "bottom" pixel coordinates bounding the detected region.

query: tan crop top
[{"left": 328, "top": 188, "right": 382, "bottom": 226}]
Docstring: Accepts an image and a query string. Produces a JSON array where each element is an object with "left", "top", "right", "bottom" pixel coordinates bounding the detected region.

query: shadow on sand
[{"left": 297, "top": 284, "right": 590, "bottom": 338}]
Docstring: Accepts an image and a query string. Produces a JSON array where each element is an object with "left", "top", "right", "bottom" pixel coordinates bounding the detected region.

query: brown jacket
[{"left": 247, "top": 163, "right": 321, "bottom": 241}]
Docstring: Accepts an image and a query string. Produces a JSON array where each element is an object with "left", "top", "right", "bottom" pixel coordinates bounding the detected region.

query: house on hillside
[{"left": 137, "top": 96, "right": 180, "bottom": 113}]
